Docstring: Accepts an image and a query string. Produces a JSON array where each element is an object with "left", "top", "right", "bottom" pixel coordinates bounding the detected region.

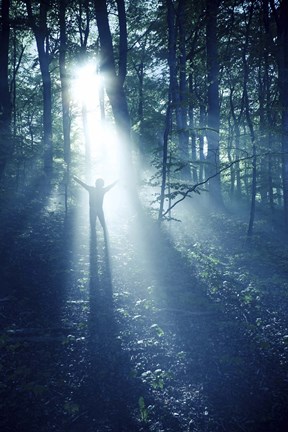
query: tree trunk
[
  {"left": 59, "top": 0, "right": 71, "bottom": 213},
  {"left": 177, "top": 0, "right": 190, "bottom": 179},
  {"left": 159, "top": 97, "right": 172, "bottom": 221},
  {"left": 188, "top": 73, "right": 198, "bottom": 183},
  {"left": 93, "top": 0, "right": 141, "bottom": 211},
  {"left": 199, "top": 103, "right": 205, "bottom": 183},
  {"left": 277, "top": 0, "right": 288, "bottom": 226},
  {"left": 76, "top": 0, "right": 92, "bottom": 162},
  {"left": 227, "top": 118, "right": 235, "bottom": 197},
  {"left": 135, "top": 60, "right": 145, "bottom": 155},
  {"left": 268, "top": 150, "right": 274, "bottom": 212},
  {"left": 166, "top": 0, "right": 190, "bottom": 180},
  {"left": 94, "top": 0, "right": 130, "bottom": 132},
  {"left": 59, "top": 0, "right": 71, "bottom": 165},
  {"left": 243, "top": 4, "right": 257, "bottom": 238},
  {"left": 116, "top": 0, "right": 127, "bottom": 86},
  {"left": 26, "top": 0, "right": 53, "bottom": 174},
  {"left": 268, "top": 0, "right": 288, "bottom": 225},
  {"left": 206, "top": 0, "right": 222, "bottom": 204},
  {"left": 0, "top": 0, "right": 11, "bottom": 180},
  {"left": 229, "top": 86, "right": 244, "bottom": 198}
]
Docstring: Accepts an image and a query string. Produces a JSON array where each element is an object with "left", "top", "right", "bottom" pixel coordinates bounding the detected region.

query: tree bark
[
  {"left": 243, "top": 4, "right": 256, "bottom": 237},
  {"left": 25, "top": 0, "right": 53, "bottom": 174},
  {"left": 59, "top": 0, "right": 71, "bottom": 165},
  {"left": 76, "top": 0, "right": 92, "bottom": 162},
  {"left": 94, "top": 0, "right": 130, "bottom": 132},
  {"left": 206, "top": 0, "right": 222, "bottom": 204},
  {"left": 188, "top": 72, "right": 198, "bottom": 183},
  {"left": 93, "top": 0, "right": 139, "bottom": 205},
  {"left": 268, "top": 0, "right": 288, "bottom": 225},
  {"left": 59, "top": 0, "right": 71, "bottom": 213},
  {"left": 159, "top": 96, "right": 172, "bottom": 221},
  {"left": 0, "top": 0, "right": 11, "bottom": 179},
  {"left": 166, "top": 0, "right": 190, "bottom": 180},
  {"left": 199, "top": 103, "right": 206, "bottom": 183},
  {"left": 229, "top": 85, "right": 244, "bottom": 198},
  {"left": 276, "top": 0, "right": 288, "bottom": 226},
  {"left": 177, "top": 0, "right": 190, "bottom": 179},
  {"left": 116, "top": 0, "right": 127, "bottom": 86}
]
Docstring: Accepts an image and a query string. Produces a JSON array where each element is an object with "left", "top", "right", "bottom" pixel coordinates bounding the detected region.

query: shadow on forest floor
[{"left": 1, "top": 184, "right": 288, "bottom": 431}]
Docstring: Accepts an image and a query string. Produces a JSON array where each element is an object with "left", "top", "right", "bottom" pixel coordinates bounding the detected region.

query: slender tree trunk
[
  {"left": 82, "top": 103, "right": 91, "bottom": 163},
  {"left": 247, "top": 141, "right": 257, "bottom": 237},
  {"left": 263, "top": 0, "right": 278, "bottom": 213},
  {"left": 116, "top": 0, "right": 127, "bottom": 86},
  {"left": 199, "top": 104, "right": 205, "bottom": 183},
  {"left": 277, "top": 0, "right": 288, "bottom": 226},
  {"left": 268, "top": 0, "right": 288, "bottom": 225},
  {"left": 258, "top": 56, "right": 268, "bottom": 205},
  {"left": 136, "top": 60, "right": 144, "bottom": 155},
  {"left": 188, "top": 73, "right": 198, "bottom": 183},
  {"left": 0, "top": 0, "right": 11, "bottom": 179},
  {"left": 59, "top": 0, "right": 71, "bottom": 165},
  {"left": 59, "top": 0, "right": 71, "bottom": 212},
  {"left": 159, "top": 97, "right": 172, "bottom": 221},
  {"left": 177, "top": 0, "right": 190, "bottom": 179},
  {"left": 227, "top": 118, "right": 235, "bottom": 197},
  {"left": 76, "top": 0, "right": 92, "bottom": 162},
  {"left": 159, "top": 0, "right": 191, "bottom": 220},
  {"left": 229, "top": 86, "right": 244, "bottom": 198},
  {"left": 243, "top": 4, "right": 257, "bottom": 237},
  {"left": 206, "top": 0, "right": 222, "bottom": 204},
  {"left": 268, "top": 150, "right": 274, "bottom": 212},
  {"left": 26, "top": 0, "right": 53, "bottom": 174},
  {"left": 166, "top": 0, "right": 190, "bottom": 179},
  {"left": 158, "top": 0, "right": 176, "bottom": 220},
  {"left": 78, "top": 0, "right": 90, "bottom": 50}
]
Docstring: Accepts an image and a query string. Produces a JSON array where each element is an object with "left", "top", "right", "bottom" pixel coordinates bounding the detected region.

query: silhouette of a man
[{"left": 73, "top": 176, "right": 117, "bottom": 229}]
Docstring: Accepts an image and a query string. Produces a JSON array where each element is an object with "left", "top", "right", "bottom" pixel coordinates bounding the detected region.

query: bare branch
[{"left": 160, "top": 152, "right": 286, "bottom": 218}]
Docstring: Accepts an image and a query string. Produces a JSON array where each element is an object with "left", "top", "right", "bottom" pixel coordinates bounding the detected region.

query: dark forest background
[{"left": 1, "top": 1, "right": 288, "bottom": 431}]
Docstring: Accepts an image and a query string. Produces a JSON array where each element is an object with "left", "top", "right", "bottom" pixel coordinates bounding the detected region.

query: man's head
[{"left": 95, "top": 178, "right": 104, "bottom": 188}]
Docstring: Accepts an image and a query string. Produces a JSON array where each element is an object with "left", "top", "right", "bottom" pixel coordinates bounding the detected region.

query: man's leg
[
  {"left": 90, "top": 207, "right": 96, "bottom": 229},
  {"left": 97, "top": 209, "right": 106, "bottom": 231}
]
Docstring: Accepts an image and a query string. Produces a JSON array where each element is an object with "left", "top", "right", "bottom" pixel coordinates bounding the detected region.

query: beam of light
[
  {"left": 71, "top": 62, "right": 122, "bottom": 169},
  {"left": 71, "top": 61, "right": 104, "bottom": 161},
  {"left": 72, "top": 62, "right": 118, "bottom": 168},
  {"left": 69, "top": 65, "right": 208, "bottom": 424},
  {"left": 71, "top": 61, "right": 131, "bottom": 227}
]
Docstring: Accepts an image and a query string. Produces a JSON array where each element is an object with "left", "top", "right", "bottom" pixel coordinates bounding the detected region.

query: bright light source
[
  {"left": 71, "top": 61, "right": 108, "bottom": 162},
  {"left": 71, "top": 61, "right": 123, "bottom": 196},
  {"left": 72, "top": 62, "right": 101, "bottom": 109}
]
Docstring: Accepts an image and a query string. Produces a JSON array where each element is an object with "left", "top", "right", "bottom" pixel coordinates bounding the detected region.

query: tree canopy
[{"left": 0, "top": 0, "right": 287, "bottom": 230}]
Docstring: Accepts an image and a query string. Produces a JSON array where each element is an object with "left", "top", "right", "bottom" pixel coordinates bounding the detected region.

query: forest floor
[{"left": 1, "top": 178, "right": 288, "bottom": 432}]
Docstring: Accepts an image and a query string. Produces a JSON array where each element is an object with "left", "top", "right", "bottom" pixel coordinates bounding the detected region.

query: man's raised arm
[
  {"left": 73, "top": 176, "right": 90, "bottom": 191},
  {"left": 104, "top": 180, "right": 118, "bottom": 193}
]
